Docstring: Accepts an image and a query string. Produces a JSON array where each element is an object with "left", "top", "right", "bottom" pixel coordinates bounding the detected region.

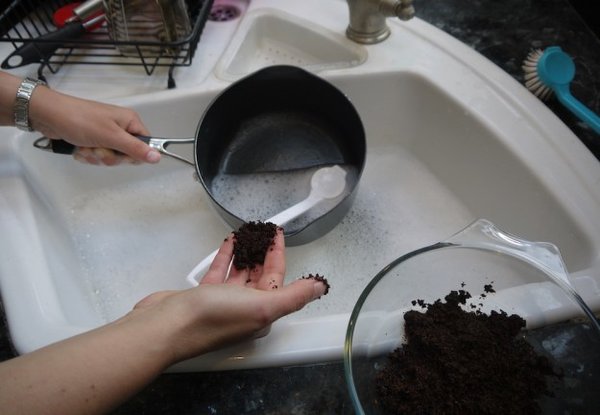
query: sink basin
[
  {"left": 1, "top": 0, "right": 599, "bottom": 371},
  {"left": 215, "top": 8, "right": 368, "bottom": 80}
]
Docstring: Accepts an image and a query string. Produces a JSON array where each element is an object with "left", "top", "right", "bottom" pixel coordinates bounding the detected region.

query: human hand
[
  {"left": 130, "top": 228, "right": 328, "bottom": 363},
  {"left": 28, "top": 86, "right": 161, "bottom": 166},
  {"left": 0, "top": 228, "right": 327, "bottom": 414}
]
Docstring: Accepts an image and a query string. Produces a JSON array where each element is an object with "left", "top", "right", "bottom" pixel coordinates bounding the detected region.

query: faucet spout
[{"left": 346, "top": 0, "right": 415, "bottom": 44}]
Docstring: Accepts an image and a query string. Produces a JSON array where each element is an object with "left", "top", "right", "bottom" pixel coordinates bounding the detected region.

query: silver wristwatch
[{"left": 14, "top": 77, "right": 46, "bottom": 132}]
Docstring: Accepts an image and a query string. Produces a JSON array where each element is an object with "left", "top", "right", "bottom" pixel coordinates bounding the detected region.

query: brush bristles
[{"left": 522, "top": 48, "right": 554, "bottom": 101}]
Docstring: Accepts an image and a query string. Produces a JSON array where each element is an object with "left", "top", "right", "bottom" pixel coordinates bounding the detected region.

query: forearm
[
  {"left": 0, "top": 314, "right": 175, "bottom": 415},
  {"left": 0, "top": 71, "right": 24, "bottom": 126},
  {"left": 0, "top": 72, "right": 61, "bottom": 131},
  {"left": 0, "top": 72, "right": 80, "bottom": 133}
]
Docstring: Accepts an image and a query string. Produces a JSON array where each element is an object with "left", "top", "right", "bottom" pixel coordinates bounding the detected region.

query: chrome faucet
[{"left": 346, "top": 0, "right": 415, "bottom": 44}]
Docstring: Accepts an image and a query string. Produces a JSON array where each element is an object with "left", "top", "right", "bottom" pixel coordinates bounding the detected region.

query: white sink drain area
[{"left": 1, "top": 0, "right": 600, "bottom": 371}]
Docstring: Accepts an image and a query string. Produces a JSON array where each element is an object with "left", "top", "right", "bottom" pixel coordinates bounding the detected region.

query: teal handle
[
  {"left": 554, "top": 84, "right": 600, "bottom": 135},
  {"left": 538, "top": 47, "right": 600, "bottom": 135}
]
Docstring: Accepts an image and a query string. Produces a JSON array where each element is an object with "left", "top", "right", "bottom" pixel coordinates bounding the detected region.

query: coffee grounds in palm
[
  {"left": 232, "top": 221, "right": 279, "bottom": 270},
  {"left": 376, "top": 287, "right": 559, "bottom": 414}
]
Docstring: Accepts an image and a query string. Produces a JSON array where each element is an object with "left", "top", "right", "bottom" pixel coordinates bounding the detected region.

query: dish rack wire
[{"left": 0, "top": 0, "right": 214, "bottom": 88}]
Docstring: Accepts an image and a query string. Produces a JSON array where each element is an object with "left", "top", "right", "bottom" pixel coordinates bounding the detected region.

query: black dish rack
[{"left": 0, "top": 0, "right": 214, "bottom": 88}]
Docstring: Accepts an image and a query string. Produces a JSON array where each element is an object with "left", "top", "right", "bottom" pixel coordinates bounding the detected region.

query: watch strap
[{"left": 14, "top": 77, "right": 46, "bottom": 132}]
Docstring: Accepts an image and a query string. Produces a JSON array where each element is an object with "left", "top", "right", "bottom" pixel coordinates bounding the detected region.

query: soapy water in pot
[{"left": 210, "top": 164, "right": 359, "bottom": 231}]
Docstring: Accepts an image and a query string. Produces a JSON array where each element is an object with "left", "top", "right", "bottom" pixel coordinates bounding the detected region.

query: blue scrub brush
[{"left": 522, "top": 46, "right": 600, "bottom": 134}]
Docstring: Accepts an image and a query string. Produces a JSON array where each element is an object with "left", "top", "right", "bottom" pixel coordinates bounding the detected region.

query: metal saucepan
[{"left": 34, "top": 65, "right": 366, "bottom": 246}]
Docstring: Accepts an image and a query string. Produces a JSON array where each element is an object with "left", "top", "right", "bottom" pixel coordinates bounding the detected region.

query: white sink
[
  {"left": 1, "top": 0, "right": 599, "bottom": 371},
  {"left": 215, "top": 8, "right": 367, "bottom": 80}
]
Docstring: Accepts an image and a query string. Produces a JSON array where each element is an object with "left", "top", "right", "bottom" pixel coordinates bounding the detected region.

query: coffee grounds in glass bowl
[
  {"left": 376, "top": 287, "right": 560, "bottom": 414},
  {"left": 232, "top": 221, "right": 279, "bottom": 270}
]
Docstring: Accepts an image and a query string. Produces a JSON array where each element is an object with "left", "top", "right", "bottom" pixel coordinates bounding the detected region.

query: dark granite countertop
[
  {"left": 417, "top": 0, "right": 600, "bottom": 161},
  {"left": 1, "top": 0, "right": 599, "bottom": 413}
]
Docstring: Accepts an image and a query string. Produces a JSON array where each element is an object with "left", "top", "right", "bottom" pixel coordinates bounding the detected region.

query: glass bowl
[{"left": 344, "top": 219, "right": 600, "bottom": 414}]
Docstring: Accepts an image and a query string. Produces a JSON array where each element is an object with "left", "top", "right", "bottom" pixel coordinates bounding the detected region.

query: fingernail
[
  {"left": 313, "top": 281, "right": 327, "bottom": 300},
  {"left": 146, "top": 149, "right": 161, "bottom": 163},
  {"left": 301, "top": 274, "right": 330, "bottom": 299},
  {"left": 93, "top": 148, "right": 117, "bottom": 166},
  {"left": 77, "top": 148, "right": 92, "bottom": 158}
]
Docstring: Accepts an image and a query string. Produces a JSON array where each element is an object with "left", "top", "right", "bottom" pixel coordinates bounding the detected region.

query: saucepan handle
[{"left": 33, "top": 135, "right": 195, "bottom": 165}]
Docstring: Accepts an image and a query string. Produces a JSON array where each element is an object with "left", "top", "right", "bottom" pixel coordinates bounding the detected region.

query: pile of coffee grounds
[
  {"left": 376, "top": 287, "right": 558, "bottom": 414},
  {"left": 301, "top": 273, "right": 331, "bottom": 296},
  {"left": 232, "top": 221, "right": 278, "bottom": 270}
]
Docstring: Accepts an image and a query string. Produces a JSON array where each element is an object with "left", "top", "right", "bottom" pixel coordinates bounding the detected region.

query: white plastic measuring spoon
[{"left": 185, "top": 165, "right": 348, "bottom": 286}]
